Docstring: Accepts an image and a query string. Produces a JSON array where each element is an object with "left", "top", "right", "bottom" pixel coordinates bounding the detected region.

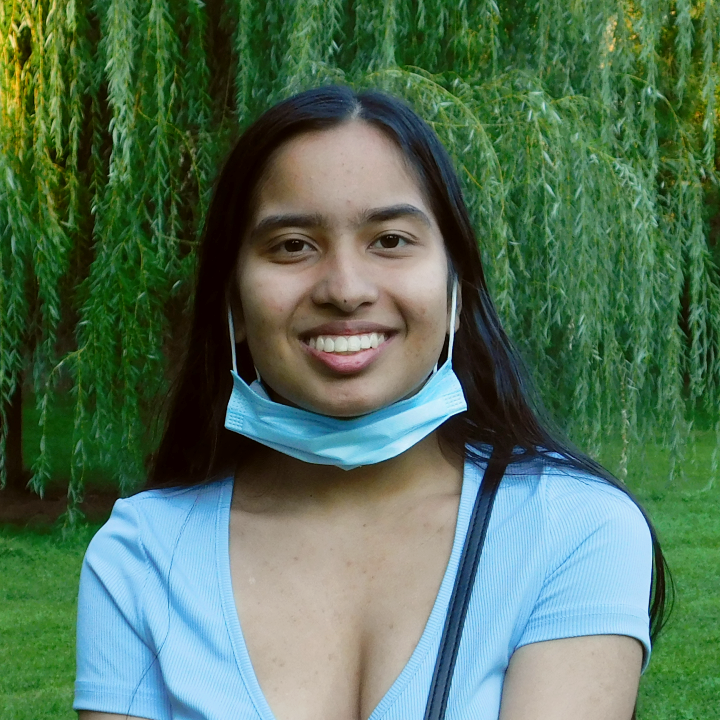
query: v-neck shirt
[{"left": 75, "top": 458, "right": 652, "bottom": 720}]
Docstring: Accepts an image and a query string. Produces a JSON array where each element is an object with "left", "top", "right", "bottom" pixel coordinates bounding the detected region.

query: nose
[{"left": 310, "top": 244, "right": 379, "bottom": 313}]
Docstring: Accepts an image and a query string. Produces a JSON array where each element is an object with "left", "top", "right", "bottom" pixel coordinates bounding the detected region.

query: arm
[
  {"left": 74, "top": 499, "right": 171, "bottom": 719},
  {"left": 497, "top": 469, "right": 654, "bottom": 719},
  {"left": 499, "top": 635, "right": 643, "bottom": 720}
]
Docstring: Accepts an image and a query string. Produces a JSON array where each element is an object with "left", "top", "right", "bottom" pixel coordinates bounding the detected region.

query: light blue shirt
[{"left": 75, "top": 458, "right": 652, "bottom": 719}]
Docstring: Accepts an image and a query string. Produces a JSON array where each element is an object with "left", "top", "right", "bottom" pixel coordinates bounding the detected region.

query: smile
[{"left": 306, "top": 333, "right": 387, "bottom": 354}]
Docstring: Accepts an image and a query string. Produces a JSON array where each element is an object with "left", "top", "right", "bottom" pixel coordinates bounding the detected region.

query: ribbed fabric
[{"left": 74, "top": 459, "right": 652, "bottom": 720}]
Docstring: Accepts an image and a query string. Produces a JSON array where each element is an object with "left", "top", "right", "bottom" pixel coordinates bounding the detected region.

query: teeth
[{"left": 307, "top": 333, "right": 387, "bottom": 354}]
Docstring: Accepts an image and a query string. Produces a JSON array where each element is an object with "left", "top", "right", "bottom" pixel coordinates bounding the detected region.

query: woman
[{"left": 75, "top": 86, "right": 668, "bottom": 720}]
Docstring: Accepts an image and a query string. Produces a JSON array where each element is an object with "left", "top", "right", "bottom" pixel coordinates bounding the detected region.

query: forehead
[{"left": 251, "top": 121, "right": 433, "bottom": 219}]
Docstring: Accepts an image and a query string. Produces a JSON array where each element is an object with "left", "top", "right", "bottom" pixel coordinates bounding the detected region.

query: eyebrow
[
  {"left": 356, "top": 203, "right": 433, "bottom": 228},
  {"left": 248, "top": 203, "right": 433, "bottom": 239},
  {"left": 249, "top": 212, "right": 326, "bottom": 239}
]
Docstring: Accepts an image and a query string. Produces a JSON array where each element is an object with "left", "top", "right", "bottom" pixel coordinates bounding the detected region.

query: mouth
[
  {"left": 304, "top": 332, "right": 389, "bottom": 354},
  {"left": 301, "top": 331, "right": 394, "bottom": 374}
]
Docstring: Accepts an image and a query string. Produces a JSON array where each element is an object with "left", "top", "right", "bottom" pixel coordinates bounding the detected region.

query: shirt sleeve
[
  {"left": 516, "top": 471, "right": 653, "bottom": 670},
  {"left": 74, "top": 498, "right": 172, "bottom": 719}
]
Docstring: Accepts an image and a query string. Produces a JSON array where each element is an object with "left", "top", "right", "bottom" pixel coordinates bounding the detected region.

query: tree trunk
[{"left": 2, "top": 382, "right": 25, "bottom": 491}]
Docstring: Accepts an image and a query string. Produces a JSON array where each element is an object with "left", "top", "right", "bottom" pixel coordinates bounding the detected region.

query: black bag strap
[{"left": 423, "top": 449, "right": 509, "bottom": 720}]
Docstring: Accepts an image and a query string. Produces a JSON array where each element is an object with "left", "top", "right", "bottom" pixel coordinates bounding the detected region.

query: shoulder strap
[{"left": 423, "top": 449, "right": 509, "bottom": 720}]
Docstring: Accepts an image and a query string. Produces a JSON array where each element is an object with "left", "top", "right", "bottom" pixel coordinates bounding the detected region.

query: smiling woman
[
  {"left": 73, "top": 86, "right": 669, "bottom": 720},
  {"left": 233, "top": 122, "right": 453, "bottom": 416}
]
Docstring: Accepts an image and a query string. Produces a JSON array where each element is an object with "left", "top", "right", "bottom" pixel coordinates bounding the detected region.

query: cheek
[
  {"left": 398, "top": 276, "right": 449, "bottom": 331},
  {"left": 238, "top": 268, "right": 301, "bottom": 344},
  {"left": 242, "top": 293, "right": 285, "bottom": 340},
  {"left": 397, "top": 293, "right": 450, "bottom": 368}
]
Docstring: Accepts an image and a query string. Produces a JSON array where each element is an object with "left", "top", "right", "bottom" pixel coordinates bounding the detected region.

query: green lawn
[
  {"left": 0, "top": 524, "right": 98, "bottom": 719},
  {"left": 636, "top": 488, "right": 720, "bottom": 719}
]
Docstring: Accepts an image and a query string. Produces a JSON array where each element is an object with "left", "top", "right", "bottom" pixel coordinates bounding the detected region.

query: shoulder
[
  {"left": 466, "top": 453, "right": 651, "bottom": 563},
  {"left": 537, "top": 460, "right": 650, "bottom": 541},
  {"left": 469, "top": 452, "right": 647, "bottom": 521},
  {"left": 83, "top": 478, "right": 232, "bottom": 577},
  {"left": 484, "top": 458, "right": 654, "bottom": 663}
]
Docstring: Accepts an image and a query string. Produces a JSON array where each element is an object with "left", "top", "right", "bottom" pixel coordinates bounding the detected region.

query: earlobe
[
  {"left": 447, "top": 281, "right": 462, "bottom": 334},
  {"left": 234, "top": 316, "right": 247, "bottom": 345},
  {"left": 228, "top": 304, "right": 246, "bottom": 344},
  {"left": 227, "top": 305, "right": 247, "bottom": 376}
]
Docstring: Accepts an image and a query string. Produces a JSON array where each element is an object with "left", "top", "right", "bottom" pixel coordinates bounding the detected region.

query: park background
[{"left": 1, "top": 0, "right": 719, "bottom": 716}]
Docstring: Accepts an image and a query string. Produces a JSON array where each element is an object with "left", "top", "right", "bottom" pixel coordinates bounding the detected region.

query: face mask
[{"left": 224, "top": 280, "right": 467, "bottom": 470}]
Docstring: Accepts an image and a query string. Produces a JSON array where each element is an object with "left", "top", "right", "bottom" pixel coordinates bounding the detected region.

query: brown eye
[
  {"left": 375, "top": 234, "right": 407, "bottom": 249},
  {"left": 282, "top": 239, "right": 308, "bottom": 253}
]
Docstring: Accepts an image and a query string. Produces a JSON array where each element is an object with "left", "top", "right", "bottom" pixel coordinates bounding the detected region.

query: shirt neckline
[{"left": 214, "top": 462, "right": 481, "bottom": 720}]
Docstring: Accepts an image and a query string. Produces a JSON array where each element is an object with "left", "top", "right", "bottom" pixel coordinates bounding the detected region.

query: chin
[
  {"left": 299, "top": 401, "right": 377, "bottom": 419},
  {"left": 327, "top": 405, "right": 380, "bottom": 419},
  {"left": 275, "top": 377, "right": 425, "bottom": 418},
  {"left": 293, "top": 390, "right": 394, "bottom": 418}
]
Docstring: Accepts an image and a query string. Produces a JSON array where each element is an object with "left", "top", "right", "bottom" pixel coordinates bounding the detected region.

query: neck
[{"left": 232, "top": 432, "right": 464, "bottom": 515}]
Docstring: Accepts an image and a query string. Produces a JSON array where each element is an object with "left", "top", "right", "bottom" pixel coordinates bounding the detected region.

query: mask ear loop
[
  {"left": 432, "top": 276, "right": 459, "bottom": 375},
  {"left": 227, "top": 307, "right": 262, "bottom": 381},
  {"left": 448, "top": 276, "right": 458, "bottom": 359},
  {"left": 227, "top": 308, "right": 239, "bottom": 375}
]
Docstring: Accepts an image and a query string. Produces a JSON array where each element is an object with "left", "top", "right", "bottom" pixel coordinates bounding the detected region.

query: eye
[
  {"left": 373, "top": 234, "right": 408, "bottom": 250},
  {"left": 280, "top": 238, "right": 311, "bottom": 253},
  {"left": 266, "top": 237, "right": 316, "bottom": 263}
]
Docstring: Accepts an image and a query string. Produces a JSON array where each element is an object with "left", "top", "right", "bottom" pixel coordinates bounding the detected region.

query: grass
[
  {"left": 2, "top": 396, "right": 719, "bottom": 718},
  {"left": 636, "top": 489, "right": 720, "bottom": 719},
  {"left": 0, "top": 524, "right": 99, "bottom": 720}
]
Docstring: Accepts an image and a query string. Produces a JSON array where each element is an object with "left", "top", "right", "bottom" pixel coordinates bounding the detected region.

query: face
[{"left": 233, "top": 121, "right": 458, "bottom": 417}]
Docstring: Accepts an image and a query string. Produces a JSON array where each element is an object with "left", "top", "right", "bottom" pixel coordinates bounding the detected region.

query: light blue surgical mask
[{"left": 224, "top": 280, "right": 467, "bottom": 470}]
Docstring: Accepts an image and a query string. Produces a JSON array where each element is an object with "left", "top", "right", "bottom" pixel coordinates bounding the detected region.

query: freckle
[{"left": 293, "top": 556, "right": 299, "bottom": 562}]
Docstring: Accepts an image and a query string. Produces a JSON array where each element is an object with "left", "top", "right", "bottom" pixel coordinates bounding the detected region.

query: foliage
[{"left": 1, "top": 0, "right": 719, "bottom": 501}]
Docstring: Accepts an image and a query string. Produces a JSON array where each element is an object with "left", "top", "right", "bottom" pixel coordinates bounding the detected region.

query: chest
[{"left": 228, "top": 495, "right": 460, "bottom": 720}]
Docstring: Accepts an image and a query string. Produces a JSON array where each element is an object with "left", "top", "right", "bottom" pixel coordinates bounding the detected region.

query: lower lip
[{"left": 303, "top": 336, "right": 393, "bottom": 374}]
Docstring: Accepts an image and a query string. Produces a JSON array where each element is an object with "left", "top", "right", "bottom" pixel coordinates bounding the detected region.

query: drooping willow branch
[{"left": 0, "top": 0, "right": 718, "bottom": 505}]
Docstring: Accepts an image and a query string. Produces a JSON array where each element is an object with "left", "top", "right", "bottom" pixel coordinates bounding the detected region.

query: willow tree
[{"left": 1, "top": 0, "right": 719, "bottom": 511}]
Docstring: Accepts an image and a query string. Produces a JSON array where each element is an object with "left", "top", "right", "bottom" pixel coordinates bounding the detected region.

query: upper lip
[{"left": 300, "top": 321, "right": 397, "bottom": 338}]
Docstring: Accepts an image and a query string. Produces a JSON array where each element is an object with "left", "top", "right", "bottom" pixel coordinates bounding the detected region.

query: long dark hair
[{"left": 148, "top": 85, "right": 670, "bottom": 645}]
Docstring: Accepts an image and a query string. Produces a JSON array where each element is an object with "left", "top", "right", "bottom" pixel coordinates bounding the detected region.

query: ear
[
  {"left": 447, "top": 278, "right": 462, "bottom": 334},
  {"left": 228, "top": 300, "right": 246, "bottom": 345}
]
